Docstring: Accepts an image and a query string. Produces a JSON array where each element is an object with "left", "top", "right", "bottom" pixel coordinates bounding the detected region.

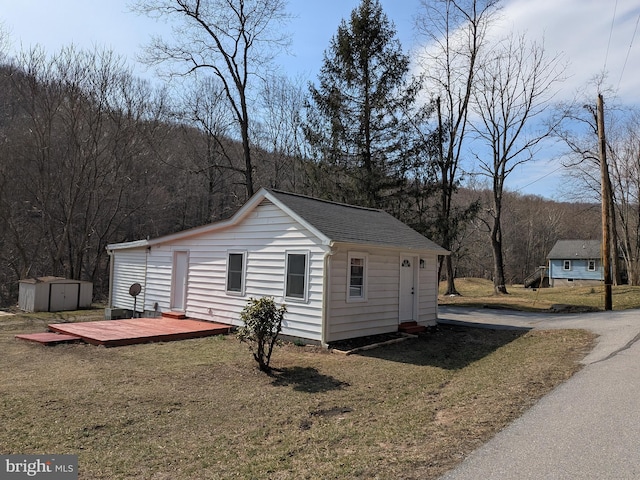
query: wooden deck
[{"left": 17, "top": 317, "right": 231, "bottom": 347}]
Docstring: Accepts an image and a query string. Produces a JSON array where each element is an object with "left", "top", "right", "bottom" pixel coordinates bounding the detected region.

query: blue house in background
[{"left": 547, "top": 240, "right": 603, "bottom": 287}]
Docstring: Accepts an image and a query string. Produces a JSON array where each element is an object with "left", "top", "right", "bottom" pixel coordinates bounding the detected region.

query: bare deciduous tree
[
  {"left": 553, "top": 81, "right": 625, "bottom": 285},
  {"left": 254, "top": 74, "right": 307, "bottom": 192},
  {"left": 177, "top": 76, "right": 241, "bottom": 222},
  {"left": 471, "top": 33, "right": 566, "bottom": 294},
  {"left": 0, "top": 45, "right": 169, "bottom": 301},
  {"left": 416, "top": 0, "right": 501, "bottom": 294},
  {"left": 134, "top": 0, "right": 291, "bottom": 199},
  {"left": 604, "top": 109, "right": 640, "bottom": 285}
]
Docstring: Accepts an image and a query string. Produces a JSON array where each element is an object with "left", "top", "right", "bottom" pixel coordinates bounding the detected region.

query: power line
[
  {"left": 617, "top": 10, "right": 640, "bottom": 93},
  {"left": 515, "top": 165, "right": 565, "bottom": 192},
  {"left": 603, "top": 0, "right": 619, "bottom": 74}
]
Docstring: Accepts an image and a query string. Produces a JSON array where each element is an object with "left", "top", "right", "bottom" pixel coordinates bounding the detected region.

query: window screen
[
  {"left": 227, "top": 253, "right": 244, "bottom": 292},
  {"left": 286, "top": 253, "right": 307, "bottom": 299},
  {"left": 349, "top": 257, "right": 365, "bottom": 298}
]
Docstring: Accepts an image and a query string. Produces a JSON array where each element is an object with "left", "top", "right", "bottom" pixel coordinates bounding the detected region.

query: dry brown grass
[
  {"left": 0, "top": 310, "right": 594, "bottom": 479},
  {"left": 439, "top": 278, "right": 640, "bottom": 311}
]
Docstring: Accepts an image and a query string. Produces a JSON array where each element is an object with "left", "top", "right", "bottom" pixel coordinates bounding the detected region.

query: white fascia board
[{"left": 106, "top": 239, "right": 150, "bottom": 251}]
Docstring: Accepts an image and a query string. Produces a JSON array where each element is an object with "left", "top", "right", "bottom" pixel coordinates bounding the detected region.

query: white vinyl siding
[
  {"left": 325, "top": 247, "right": 440, "bottom": 342},
  {"left": 144, "top": 251, "right": 173, "bottom": 313},
  {"left": 327, "top": 247, "right": 401, "bottom": 342},
  {"left": 111, "top": 248, "right": 147, "bottom": 311},
  {"left": 109, "top": 196, "right": 444, "bottom": 343},
  {"left": 418, "top": 252, "right": 439, "bottom": 325},
  {"left": 118, "top": 200, "right": 327, "bottom": 341}
]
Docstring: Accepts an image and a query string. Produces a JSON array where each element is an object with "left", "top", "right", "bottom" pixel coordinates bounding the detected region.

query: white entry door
[
  {"left": 171, "top": 251, "right": 188, "bottom": 311},
  {"left": 399, "top": 256, "right": 415, "bottom": 322}
]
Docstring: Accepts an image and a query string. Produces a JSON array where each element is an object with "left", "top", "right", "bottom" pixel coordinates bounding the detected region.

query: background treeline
[
  {"left": 0, "top": 49, "right": 311, "bottom": 305},
  {"left": 0, "top": 47, "right": 597, "bottom": 306},
  {"left": 1, "top": 0, "right": 639, "bottom": 307}
]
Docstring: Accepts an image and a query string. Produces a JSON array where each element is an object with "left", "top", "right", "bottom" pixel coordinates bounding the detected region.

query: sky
[{"left": 1, "top": 0, "right": 638, "bottom": 200}]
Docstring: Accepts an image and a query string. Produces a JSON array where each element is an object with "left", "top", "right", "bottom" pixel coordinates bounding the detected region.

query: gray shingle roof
[
  {"left": 547, "top": 240, "right": 602, "bottom": 259},
  {"left": 268, "top": 189, "right": 448, "bottom": 253},
  {"left": 107, "top": 188, "right": 450, "bottom": 254}
]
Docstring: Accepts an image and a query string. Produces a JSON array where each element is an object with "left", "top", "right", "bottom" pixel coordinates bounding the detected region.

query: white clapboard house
[{"left": 106, "top": 188, "right": 449, "bottom": 345}]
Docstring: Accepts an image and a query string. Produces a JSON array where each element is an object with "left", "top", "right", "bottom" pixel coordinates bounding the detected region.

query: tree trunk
[
  {"left": 491, "top": 213, "right": 508, "bottom": 295},
  {"left": 491, "top": 196, "right": 509, "bottom": 294},
  {"left": 240, "top": 103, "right": 254, "bottom": 199},
  {"left": 444, "top": 255, "right": 458, "bottom": 295}
]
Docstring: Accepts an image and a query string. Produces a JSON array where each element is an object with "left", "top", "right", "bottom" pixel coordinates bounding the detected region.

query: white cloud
[{"left": 495, "top": 0, "right": 640, "bottom": 104}]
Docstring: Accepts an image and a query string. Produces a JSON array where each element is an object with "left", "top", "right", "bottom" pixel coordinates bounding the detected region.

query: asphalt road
[{"left": 437, "top": 306, "right": 640, "bottom": 479}]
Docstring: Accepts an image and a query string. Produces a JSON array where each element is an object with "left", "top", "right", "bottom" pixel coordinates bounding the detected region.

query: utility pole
[{"left": 597, "top": 93, "right": 613, "bottom": 311}]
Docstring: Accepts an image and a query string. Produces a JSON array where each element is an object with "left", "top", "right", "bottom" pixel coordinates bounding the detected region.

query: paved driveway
[{"left": 438, "top": 306, "right": 640, "bottom": 479}]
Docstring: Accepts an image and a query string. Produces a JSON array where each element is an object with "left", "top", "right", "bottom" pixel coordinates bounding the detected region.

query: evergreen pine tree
[{"left": 304, "top": 0, "right": 421, "bottom": 209}]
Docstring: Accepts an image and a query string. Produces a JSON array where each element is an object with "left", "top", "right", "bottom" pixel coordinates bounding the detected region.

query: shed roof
[
  {"left": 19, "top": 276, "right": 91, "bottom": 284},
  {"left": 548, "top": 240, "right": 602, "bottom": 259},
  {"left": 107, "top": 188, "right": 449, "bottom": 254}
]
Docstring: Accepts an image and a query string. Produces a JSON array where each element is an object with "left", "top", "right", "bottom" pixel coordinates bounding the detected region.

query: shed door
[
  {"left": 50, "top": 283, "right": 79, "bottom": 312},
  {"left": 399, "top": 256, "right": 416, "bottom": 322},
  {"left": 171, "top": 251, "right": 188, "bottom": 311}
]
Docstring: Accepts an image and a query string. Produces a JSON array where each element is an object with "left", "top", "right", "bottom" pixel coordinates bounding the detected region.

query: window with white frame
[
  {"left": 226, "top": 252, "right": 246, "bottom": 294},
  {"left": 347, "top": 252, "right": 368, "bottom": 301},
  {"left": 285, "top": 252, "right": 308, "bottom": 301},
  {"left": 563, "top": 260, "right": 572, "bottom": 271},
  {"left": 588, "top": 259, "right": 596, "bottom": 271}
]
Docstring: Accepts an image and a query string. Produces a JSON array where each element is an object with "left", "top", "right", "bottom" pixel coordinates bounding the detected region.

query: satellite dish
[{"left": 129, "top": 283, "right": 142, "bottom": 297}]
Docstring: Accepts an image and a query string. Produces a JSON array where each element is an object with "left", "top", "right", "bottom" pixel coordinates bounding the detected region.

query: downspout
[{"left": 321, "top": 245, "right": 336, "bottom": 348}]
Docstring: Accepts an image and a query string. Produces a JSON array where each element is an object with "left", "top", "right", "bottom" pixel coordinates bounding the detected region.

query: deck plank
[
  {"left": 16, "top": 332, "right": 83, "bottom": 345},
  {"left": 47, "top": 318, "right": 231, "bottom": 347}
]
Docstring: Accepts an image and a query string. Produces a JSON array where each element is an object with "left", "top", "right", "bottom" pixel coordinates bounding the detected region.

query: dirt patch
[{"left": 549, "top": 304, "right": 601, "bottom": 313}]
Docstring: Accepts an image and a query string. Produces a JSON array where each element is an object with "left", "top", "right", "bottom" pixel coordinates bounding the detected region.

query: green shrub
[{"left": 236, "top": 297, "right": 287, "bottom": 372}]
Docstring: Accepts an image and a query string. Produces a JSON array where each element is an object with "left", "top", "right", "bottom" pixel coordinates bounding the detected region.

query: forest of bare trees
[{"left": 0, "top": 0, "right": 638, "bottom": 307}]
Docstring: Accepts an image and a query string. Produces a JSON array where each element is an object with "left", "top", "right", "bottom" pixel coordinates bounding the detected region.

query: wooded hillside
[{"left": 0, "top": 56, "right": 599, "bottom": 307}]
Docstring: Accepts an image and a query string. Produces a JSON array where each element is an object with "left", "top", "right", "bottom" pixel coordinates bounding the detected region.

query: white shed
[
  {"left": 18, "top": 277, "right": 93, "bottom": 312},
  {"left": 106, "top": 188, "right": 449, "bottom": 345}
]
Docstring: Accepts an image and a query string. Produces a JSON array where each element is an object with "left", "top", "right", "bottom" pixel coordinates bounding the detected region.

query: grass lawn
[
  {"left": 1, "top": 310, "right": 594, "bottom": 479},
  {"left": 439, "top": 277, "right": 640, "bottom": 311}
]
